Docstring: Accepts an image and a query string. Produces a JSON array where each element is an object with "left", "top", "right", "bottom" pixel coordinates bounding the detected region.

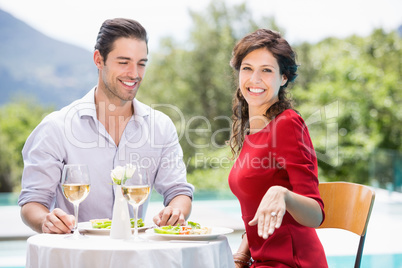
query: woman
[{"left": 228, "top": 29, "right": 328, "bottom": 267}]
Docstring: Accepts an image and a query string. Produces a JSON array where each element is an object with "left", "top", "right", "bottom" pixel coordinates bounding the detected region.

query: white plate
[
  {"left": 145, "top": 227, "right": 233, "bottom": 240},
  {"left": 78, "top": 221, "right": 150, "bottom": 235}
]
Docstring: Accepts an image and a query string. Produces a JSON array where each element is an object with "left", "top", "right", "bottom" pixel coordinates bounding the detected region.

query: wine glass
[
  {"left": 121, "top": 165, "right": 150, "bottom": 241},
  {"left": 61, "top": 164, "right": 91, "bottom": 239}
]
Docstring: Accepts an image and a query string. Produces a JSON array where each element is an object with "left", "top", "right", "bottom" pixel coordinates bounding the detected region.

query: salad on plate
[
  {"left": 90, "top": 218, "right": 145, "bottom": 229},
  {"left": 153, "top": 221, "right": 211, "bottom": 235}
]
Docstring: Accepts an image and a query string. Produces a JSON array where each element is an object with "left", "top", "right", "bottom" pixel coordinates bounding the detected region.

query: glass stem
[
  {"left": 73, "top": 203, "right": 79, "bottom": 236},
  {"left": 133, "top": 205, "right": 139, "bottom": 238}
]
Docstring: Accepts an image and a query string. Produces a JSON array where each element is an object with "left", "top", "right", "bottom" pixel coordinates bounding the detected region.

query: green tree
[
  {"left": 0, "top": 133, "right": 13, "bottom": 191},
  {"left": 0, "top": 99, "right": 52, "bottom": 192},
  {"left": 292, "top": 29, "right": 402, "bottom": 184}
]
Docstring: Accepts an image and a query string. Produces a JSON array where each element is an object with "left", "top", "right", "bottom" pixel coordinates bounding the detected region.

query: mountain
[{"left": 0, "top": 9, "right": 97, "bottom": 108}]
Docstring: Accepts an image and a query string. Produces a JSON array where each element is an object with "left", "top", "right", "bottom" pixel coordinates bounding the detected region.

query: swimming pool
[{"left": 327, "top": 254, "right": 402, "bottom": 267}]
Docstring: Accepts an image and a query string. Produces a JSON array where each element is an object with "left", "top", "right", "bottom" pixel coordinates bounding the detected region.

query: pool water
[
  {"left": 328, "top": 254, "right": 402, "bottom": 267},
  {"left": 0, "top": 193, "right": 19, "bottom": 206}
]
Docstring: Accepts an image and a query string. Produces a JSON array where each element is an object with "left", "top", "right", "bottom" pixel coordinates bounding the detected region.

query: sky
[{"left": 0, "top": 0, "right": 401, "bottom": 52}]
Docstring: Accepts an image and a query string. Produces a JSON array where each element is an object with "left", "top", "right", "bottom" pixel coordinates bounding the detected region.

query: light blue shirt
[{"left": 18, "top": 88, "right": 194, "bottom": 222}]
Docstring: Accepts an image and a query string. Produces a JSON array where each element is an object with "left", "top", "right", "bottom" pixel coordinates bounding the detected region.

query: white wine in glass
[
  {"left": 121, "top": 165, "right": 150, "bottom": 241},
  {"left": 61, "top": 164, "right": 91, "bottom": 239}
]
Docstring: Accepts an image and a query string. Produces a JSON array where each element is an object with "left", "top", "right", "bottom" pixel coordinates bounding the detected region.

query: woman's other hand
[{"left": 248, "top": 186, "right": 287, "bottom": 239}]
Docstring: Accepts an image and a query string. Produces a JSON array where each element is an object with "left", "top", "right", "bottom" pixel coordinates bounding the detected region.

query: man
[{"left": 18, "top": 18, "right": 193, "bottom": 234}]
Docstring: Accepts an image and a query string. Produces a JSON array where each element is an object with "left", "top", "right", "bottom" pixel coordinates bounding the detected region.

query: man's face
[{"left": 96, "top": 37, "right": 148, "bottom": 102}]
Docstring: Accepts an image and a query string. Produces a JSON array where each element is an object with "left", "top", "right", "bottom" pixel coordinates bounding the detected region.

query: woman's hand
[
  {"left": 234, "top": 262, "right": 248, "bottom": 268},
  {"left": 248, "top": 186, "right": 288, "bottom": 239},
  {"left": 233, "top": 232, "right": 252, "bottom": 267},
  {"left": 248, "top": 185, "right": 324, "bottom": 238},
  {"left": 233, "top": 252, "right": 252, "bottom": 268}
]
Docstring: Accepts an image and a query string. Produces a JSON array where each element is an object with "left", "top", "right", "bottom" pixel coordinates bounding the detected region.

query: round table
[{"left": 26, "top": 233, "right": 235, "bottom": 268}]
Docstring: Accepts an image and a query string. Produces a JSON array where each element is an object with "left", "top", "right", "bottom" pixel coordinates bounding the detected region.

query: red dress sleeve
[{"left": 273, "top": 110, "right": 325, "bottom": 217}]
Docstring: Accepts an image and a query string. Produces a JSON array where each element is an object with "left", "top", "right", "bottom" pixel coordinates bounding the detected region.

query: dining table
[{"left": 25, "top": 228, "right": 235, "bottom": 268}]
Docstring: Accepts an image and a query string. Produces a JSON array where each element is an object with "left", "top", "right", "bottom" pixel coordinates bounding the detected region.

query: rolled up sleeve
[{"left": 18, "top": 115, "right": 65, "bottom": 209}]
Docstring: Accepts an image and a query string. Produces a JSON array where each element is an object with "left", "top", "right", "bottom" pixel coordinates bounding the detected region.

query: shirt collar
[
  {"left": 133, "top": 98, "right": 150, "bottom": 118},
  {"left": 76, "top": 87, "right": 97, "bottom": 119}
]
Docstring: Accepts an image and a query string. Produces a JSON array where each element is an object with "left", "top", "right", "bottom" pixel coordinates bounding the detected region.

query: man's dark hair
[{"left": 95, "top": 18, "right": 148, "bottom": 63}]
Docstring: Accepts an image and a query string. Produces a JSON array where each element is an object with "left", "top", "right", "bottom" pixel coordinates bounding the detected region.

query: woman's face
[{"left": 239, "top": 48, "right": 287, "bottom": 116}]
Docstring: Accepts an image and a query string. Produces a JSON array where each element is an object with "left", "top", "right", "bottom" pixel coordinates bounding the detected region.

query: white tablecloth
[{"left": 26, "top": 233, "right": 235, "bottom": 268}]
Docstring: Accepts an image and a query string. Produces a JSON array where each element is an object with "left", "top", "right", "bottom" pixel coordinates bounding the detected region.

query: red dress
[{"left": 228, "top": 109, "right": 328, "bottom": 268}]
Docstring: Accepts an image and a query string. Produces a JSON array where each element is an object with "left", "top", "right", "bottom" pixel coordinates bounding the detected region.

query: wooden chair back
[{"left": 317, "top": 182, "right": 375, "bottom": 268}]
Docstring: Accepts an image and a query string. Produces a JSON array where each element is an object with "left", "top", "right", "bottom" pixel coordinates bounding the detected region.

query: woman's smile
[{"left": 248, "top": 87, "right": 265, "bottom": 94}]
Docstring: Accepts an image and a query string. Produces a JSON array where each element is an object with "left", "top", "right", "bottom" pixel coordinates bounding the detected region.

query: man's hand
[
  {"left": 152, "top": 195, "right": 192, "bottom": 226},
  {"left": 41, "top": 208, "right": 75, "bottom": 234},
  {"left": 21, "top": 202, "right": 74, "bottom": 234},
  {"left": 153, "top": 206, "right": 186, "bottom": 226}
]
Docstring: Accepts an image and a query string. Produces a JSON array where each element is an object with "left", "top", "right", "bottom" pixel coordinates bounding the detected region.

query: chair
[{"left": 316, "top": 182, "right": 375, "bottom": 268}]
